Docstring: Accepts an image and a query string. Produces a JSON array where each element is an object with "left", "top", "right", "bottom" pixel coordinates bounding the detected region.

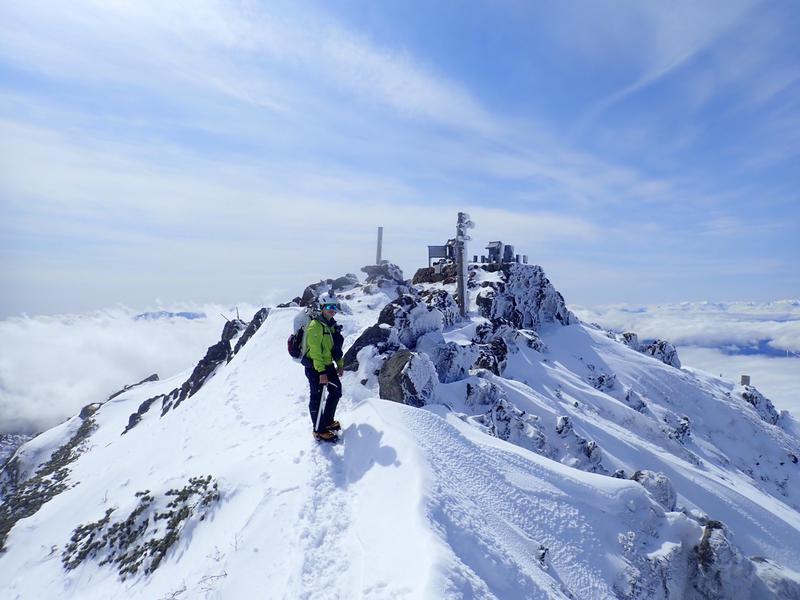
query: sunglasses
[{"left": 321, "top": 303, "right": 340, "bottom": 311}]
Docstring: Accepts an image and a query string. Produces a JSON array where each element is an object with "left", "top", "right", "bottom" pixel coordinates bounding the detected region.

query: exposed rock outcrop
[
  {"left": 640, "top": 339, "right": 681, "bottom": 369},
  {"left": 740, "top": 385, "right": 780, "bottom": 426},
  {"left": 475, "top": 263, "right": 576, "bottom": 330},
  {"left": 419, "top": 288, "right": 460, "bottom": 327},
  {"left": 412, "top": 262, "right": 457, "bottom": 285},
  {"left": 378, "top": 350, "right": 437, "bottom": 407},
  {"left": 1, "top": 414, "right": 97, "bottom": 552},
  {"left": 124, "top": 309, "right": 269, "bottom": 434},
  {"left": 631, "top": 470, "right": 677, "bottom": 511},
  {"left": 342, "top": 324, "right": 394, "bottom": 372},
  {"left": 378, "top": 295, "right": 443, "bottom": 349},
  {"left": 362, "top": 263, "right": 406, "bottom": 287}
]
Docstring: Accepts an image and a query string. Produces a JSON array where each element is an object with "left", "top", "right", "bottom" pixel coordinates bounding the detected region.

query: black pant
[{"left": 305, "top": 364, "right": 342, "bottom": 432}]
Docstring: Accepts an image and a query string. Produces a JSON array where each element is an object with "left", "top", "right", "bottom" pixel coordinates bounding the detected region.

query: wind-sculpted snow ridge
[{"left": 1, "top": 265, "right": 800, "bottom": 599}]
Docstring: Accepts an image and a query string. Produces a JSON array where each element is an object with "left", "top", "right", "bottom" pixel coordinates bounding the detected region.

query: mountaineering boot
[
  {"left": 314, "top": 430, "right": 338, "bottom": 443},
  {"left": 326, "top": 420, "right": 341, "bottom": 432}
]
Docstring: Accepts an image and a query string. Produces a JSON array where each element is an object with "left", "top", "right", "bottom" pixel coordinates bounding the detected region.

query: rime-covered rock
[
  {"left": 474, "top": 339, "right": 509, "bottom": 376},
  {"left": 342, "top": 324, "right": 393, "bottom": 372},
  {"left": 631, "top": 470, "right": 677, "bottom": 511},
  {"left": 378, "top": 350, "right": 437, "bottom": 407},
  {"left": 361, "top": 263, "right": 406, "bottom": 287},
  {"left": 417, "top": 333, "right": 478, "bottom": 384},
  {"left": 378, "top": 295, "right": 443, "bottom": 349},
  {"left": 471, "top": 398, "right": 547, "bottom": 453},
  {"left": 640, "top": 339, "right": 681, "bottom": 369},
  {"left": 412, "top": 263, "right": 458, "bottom": 285},
  {"left": 330, "top": 273, "right": 360, "bottom": 292},
  {"left": 621, "top": 332, "right": 640, "bottom": 350},
  {"left": 740, "top": 385, "right": 780, "bottom": 426},
  {"left": 419, "top": 288, "right": 460, "bottom": 327},
  {"left": 688, "top": 521, "right": 766, "bottom": 600},
  {"left": 475, "top": 263, "right": 576, "bottom": 330}
]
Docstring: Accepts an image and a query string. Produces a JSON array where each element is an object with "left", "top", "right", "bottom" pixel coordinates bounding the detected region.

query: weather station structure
[{"left": 426, "top": 215, "right": 532, "bottom": 317}]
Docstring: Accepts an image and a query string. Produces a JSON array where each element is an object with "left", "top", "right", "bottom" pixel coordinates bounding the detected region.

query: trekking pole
[{"left": 315, "top": 384, "right": 328, "bottom": 433}]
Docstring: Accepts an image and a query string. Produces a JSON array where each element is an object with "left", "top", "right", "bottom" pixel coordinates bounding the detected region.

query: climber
[{"left": 302, "top": 293, "right": 345, "bottom": 442}]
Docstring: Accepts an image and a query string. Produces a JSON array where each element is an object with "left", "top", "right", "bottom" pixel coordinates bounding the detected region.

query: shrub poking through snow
[
  {"left": 62, "top": 475, "right": 220, "bottom": 578},
  {"left": 0, "top": 416, "right": 97, "bottom": 552}
]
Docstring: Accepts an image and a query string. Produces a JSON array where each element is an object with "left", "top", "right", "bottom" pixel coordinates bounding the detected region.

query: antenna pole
[{"left": 376, "top": 226, "right": 384, "bottom": 264}]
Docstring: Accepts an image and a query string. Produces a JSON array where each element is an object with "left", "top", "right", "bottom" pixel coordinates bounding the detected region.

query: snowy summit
[{"left": 1, "top": 260, "right": 799, "bottom": 599}]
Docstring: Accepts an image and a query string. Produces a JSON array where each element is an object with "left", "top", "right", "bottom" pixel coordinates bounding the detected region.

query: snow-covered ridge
[{"left": 1, "top": 263, "right": 799, "bottom": 599}]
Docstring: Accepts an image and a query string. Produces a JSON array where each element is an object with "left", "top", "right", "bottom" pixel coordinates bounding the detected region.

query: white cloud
[
  {"left": 572, "top": 300, "right": 800, "bottom": 352},
  {"left": 680, "top": 347, "right": 800, "bottom": 415},
  {"left": 572, "top": 300, "right": 800, "bottom": 414},
  {"left": 0, "top": 303, "right": 263, "bottom": 434}
]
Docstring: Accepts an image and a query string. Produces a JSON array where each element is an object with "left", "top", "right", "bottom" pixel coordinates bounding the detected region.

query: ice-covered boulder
[
  {"left": 687, "top": 521, "right": 769, "bottom": 600},
  {"left": 740, "top": 385, "right": 780, "bottom": 426},
  {"left": 416, "top": 332, "right": 478, "bottom": 384},
  {"left": 475, "top": 263, "right": 576, "bottom": 331},
  {"left": 631, "top": 470, "right": 677, "bottom": 511},
  {"left": 621, "top": 332, "right": 640, "bottom": 350},
  {"left": 342, "top": 324, "right": 394, "bottom": 372},
  {"left": 640, "top": 339, "right": 681, "bottom": 368},
  {"left": 361, "top": 263, "right": 406, "bottom": 287},
  {"left": 419, "top": 288, "right": 460, "bottom": 327},
  {"left": 378, "top": 350, "right": 437, "bottom": 407},
  {"left": 378, "top": 295, "right": 443, "bottom": 349}
]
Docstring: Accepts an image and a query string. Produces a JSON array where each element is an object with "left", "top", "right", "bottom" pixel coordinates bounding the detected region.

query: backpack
[{"left": 287, "top": 309, "right": 314, "bottom": 361}]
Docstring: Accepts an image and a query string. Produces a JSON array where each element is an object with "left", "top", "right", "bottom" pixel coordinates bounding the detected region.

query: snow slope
[{"left": 1, "top": 265, "right": 799, "bottom": 599}]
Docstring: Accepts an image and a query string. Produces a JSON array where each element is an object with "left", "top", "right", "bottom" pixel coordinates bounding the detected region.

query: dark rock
[
  {"left": 232, "top": 308, "right": 269, "bottom": 356},
  {"left": 221, "top": 318, "right": 247, "bottom": 343},
  {"left": 78, "top": 403, "right": 103, "bottom": 420},
  {"left": 330, "top": 273, "right": 359, "bottom": 291},
  {"left": 107, "top": 373, "right": 159, "bottom": 401},
  {"left": 587, "top": 372, "right": 616, "bottom": 391},
  {"left": 740, "top": 386, "right": 780, "bottom": 425},
  {"left": 556, "top": 415, "right": 572, "bottom": 436},
  {"left": 419, "top": 288, "right": 460, "bottom": 327},
  {"left": 476, "top": 264, "right": 576, "bottom": 330},
  {"left": 640, "top": 339, "right": 681, "bottom": 368},
  {"left": 378, "top": 295, "right": 442, "bottom": 348},
  {"left": 1, "top": 416, "right": 98, "bottom": 552},
  {"left": 342, "top": 325, "right": 392, "bottom": 372},
  {"left": 474, "top": 339, "right": 508, "bottom": 376},
  {"left": 378, "top": 350, "right": 437, "bottom": 407},
  {"left": 361, "top": 263, "right": 405, "bottom": 286},
  {"left": 412, "top": 263, "right": 457, "bottom": 285},
  {"left": 621, "top": 332, "right": 640, "bottom": 350}
]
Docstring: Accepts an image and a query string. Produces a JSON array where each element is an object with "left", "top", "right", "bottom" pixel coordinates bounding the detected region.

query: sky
[{"left": 0, "top": 0, "right": 799, "bottom": 318}]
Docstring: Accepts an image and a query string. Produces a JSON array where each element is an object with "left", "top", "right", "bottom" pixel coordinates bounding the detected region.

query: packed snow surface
[{"left": 2, "top": 267, "right": 799, "bottom": 599}]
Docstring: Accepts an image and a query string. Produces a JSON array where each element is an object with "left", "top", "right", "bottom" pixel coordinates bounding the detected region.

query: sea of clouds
[
  {"left": 572, "top": 300, "right": 800, "bottom": 415},
  {"left": 0, "top": 303, "right": 263, "bottom": 434},
  {"left": 2, "top": 299, "right": 798, "bottom": 435}
]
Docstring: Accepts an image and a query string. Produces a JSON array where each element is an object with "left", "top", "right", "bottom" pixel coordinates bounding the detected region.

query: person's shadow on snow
[{"left": 324, "top": 423, "right": 399, "bottom": 489}]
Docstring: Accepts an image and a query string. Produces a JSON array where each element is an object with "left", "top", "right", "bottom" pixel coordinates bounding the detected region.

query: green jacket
[{"left": 305, "top": 317, "right": 344, "bottom": 373}]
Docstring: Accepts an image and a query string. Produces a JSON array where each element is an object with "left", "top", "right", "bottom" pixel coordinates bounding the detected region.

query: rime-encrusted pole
[
  {"left": 455, "top": 212, "right": 474, "bottom": 317},
  {"left": 376, "top": 226, "right": 383, "bottom": 264}
]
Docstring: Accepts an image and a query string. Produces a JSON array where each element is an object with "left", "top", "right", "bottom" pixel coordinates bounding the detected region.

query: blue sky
[{"left": 0, "top": 0, "right": 798, "bottom": 317}]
